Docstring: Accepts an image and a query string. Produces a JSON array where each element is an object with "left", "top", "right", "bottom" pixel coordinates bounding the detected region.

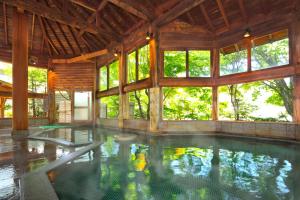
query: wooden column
[
  {"left": 0, "top": 97, "right": 6, "bottom": 118},
  {"left": 95, "top": 67, "right": 100, "bottom": 124},
  {"left": 12, "top": 9, "right": 28, "bottom": 131},
  {"left": 292, "top": 18, "right": 300, "bottom": 123},
  {"left": 47, "top": 64, "right": 56, "bottom": 124},
  {"left": 149, "top": 32, "right": 161, "bottom": 132},
  {"left": 119, "top": 45, "right": 129, "bottom": 128},
  {"left": 212, "top": 48, "right": 219, "bottom": 121}
]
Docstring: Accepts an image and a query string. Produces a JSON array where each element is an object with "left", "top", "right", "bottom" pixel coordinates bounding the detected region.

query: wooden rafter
[
  {"left": 153, "top": 0, "right": 206, "bottom": 27},
  {"left": 37, "top": 16, "right": 56, "bottom": 56},
  {"left": 68, "top": 0, "right": 97, "bottom": 12},
  {"left": 1, "top": 0, "right": 104, "bottom": 35},
  {"left": 107, "top": 0, "right": 153, "bottom": 21},
  {"left": 200, "top": 4, "right": 214, "bottom": 31},
  {"left": 238, "top": 0, "right": 247, "bottom": 22},
  {"left": 56, "top": 22, "right": 76, "bottom": 55},
  {"left": 68, "top": 26, "right": 83, "bottom": 54},
  {"left": 44, "top": 19, "right": 67, "bottom": 54},
  {"left": 52, "top": 49, "right": 108, "bottom": 64},
  {"left": 216, "top": 0, "right": 230, "bottom": 28}
]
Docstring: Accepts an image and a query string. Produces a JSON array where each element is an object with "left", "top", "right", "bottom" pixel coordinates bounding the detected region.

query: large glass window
[
  {"left": 127, "top": 44, "right": 150, "bottom": 83},
  {"left": 163, "top": 87, "right": 212, "bottom": 120},
  {"left": 74, "top": 91, "right": 92, "bottom": 121},
  {"left": 28, "top": 98, "right": 47, "bottom": 118},
  {"left": 28, "top": 67, "right": 47, "bottom": 93},
  {"left": 128, "top": 89, "right": 150, "bottom": 120},
  {"left": 220, "top": 43, "right": 247, "bottom": 76},
  {"left": 109, "top": 61, "right": 119, "bottom": 88},
  {"left": 189, "top": 50, "right": 211, "bottom": 77},
  {"left": 251, "top": 30, "right": 289, "bottom": 70},
  {"left": 55, "top": 91, "right": 71, "bottom": 123},
  {"left": 218, "top": 77, "right": 293, "bottom": 122},
  {"left": 99, "top": 66, "right": 108, "bottom": 91},
  {"left": 100, "top": 95, "right": 119, "bottom": 119},
  {"left": 164, "top": 51, "right": 186, "bottom": 77}
]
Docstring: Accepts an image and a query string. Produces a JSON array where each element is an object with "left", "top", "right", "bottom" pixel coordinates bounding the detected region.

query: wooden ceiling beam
[
  {"left": 1, "top": 0, "right": 101, "bottom": 35},
  {"left": 153, "top": 0, "right": 206, "bottom": 27},
  {"left": 52, "top": 49, "right": 108, "bottom": 64},
  {"left": 238, "top": 0, "right": 247, "bottom": 22},
  {"left": 107, "top": 0, "right": 153, "bottom": 21},
  {"left": 57, "top": 22, "right": 76, "bottom": 55},
  {"left": 68, "top": 26, "right": 83, "bottom": 54},
  {"left": 216, "top": 0, "right": 230, "bottom": 28},
  {"left": 200, "top": 4, "right": 214, "bottom": 31},
  {"left": 44, "top": 19, "right": 67, "bottom": 54},
  {"left": 68, "top": 0, "right": 97, "bottom": 12},
  {"left": 37, "top": 16, "right": 56, "bottom": 56},
  {"left": 30, "top": 15, "right": 35, "bottom": 50}
]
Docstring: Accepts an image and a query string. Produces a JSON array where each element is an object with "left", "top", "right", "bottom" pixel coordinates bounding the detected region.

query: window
[
  {"left": 74, "top": 91, "right": 92, "bottom": 121},
  {"left": 100, "top": 95, "right": 119, "bottom": 119},
  {"left": 99, "top": 60, "right": 119, "bottom": 91},
  {"left": 164, "top": 51, "right": 186, "bottom": 77},
  {"left": 28, "top": 67, "right": 47, "bottom": 93},
  {"left": 28, "top": 98, "right": 47, "bottom": 118},
  {"left": 128, "top": 89, "right": 150, "bottom": 120},
  {"left": 251, "top": 30, "right": 289, "bottom": 70},
  {"left": 127, "top": 44, "right": 150, "bottom": 83},
  {"left": 218, "top": 77, "right": 292, "bottom": 122},
  {"left": 189, "top": 50, "right": 211, "bottom": 77},
  {"left": 55, "top": 91, "right": 71, "bottom": 123},
  {"left": 163, "top": 87, "right": 212, "bottom": 120},
  {"left": 220, "top": 43, "right": 247, "bottom": 76},
  {"left": 164, "top": 50, "right": 211, "bottom": 77}
]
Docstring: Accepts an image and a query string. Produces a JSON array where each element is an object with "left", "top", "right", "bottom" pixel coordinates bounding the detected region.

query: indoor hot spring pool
[{"left": 44, "top": 130, "right": 300, "bottom": 200}]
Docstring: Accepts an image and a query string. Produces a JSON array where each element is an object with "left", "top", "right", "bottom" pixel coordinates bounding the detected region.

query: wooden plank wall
[{"left": 52, "top": 62, "right": 95, "bottom": 90}]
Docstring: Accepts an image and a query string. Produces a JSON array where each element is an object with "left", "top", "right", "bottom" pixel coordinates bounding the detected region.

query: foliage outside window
[
  {"left": 218, "top": 77, "right": 293, "bottom": 122},
  {"left": 164, "top": 50, "right": 211, "bottom": 77},
  {"left": 28, "top": 98, "right": 47, "bottom": 118},
  {"left": 220, "top": 44, "right": 247, "bottom": 76},
  {"left": 99, "top": 60, "right": 119, "bottom": 91},
  {"left": 127, "top": 44, "right": 150, "bottom": 83},
  {"left": 251, "top": 30, "right": 289, "bottom": 70},
  {"left": 189, "top": 50, "right": 211, "bottom": 77},
  {"left": 163, "top": 87, "right": 212, "bottom": 120},
  {"left": 99, "top": 66, "right": 107, "bottom": 91},
  {"left": 128, "top": 89, "right": 150, "bottom": 120},
  {"left": 100, "top": 95, "right": 119, "bottom": 119},
  {"left": 164, "top": 51, "right": 186, "bottom": 77},
  {"left": 28, "top": 67, "right": 47, "bottom": 93}
]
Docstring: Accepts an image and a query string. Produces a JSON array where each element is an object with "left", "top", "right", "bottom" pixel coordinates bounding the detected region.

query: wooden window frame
[{"left": 98, "top": 60, "right": 119, "bottom": 92}]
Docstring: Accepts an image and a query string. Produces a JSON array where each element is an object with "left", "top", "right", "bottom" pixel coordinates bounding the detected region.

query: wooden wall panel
[{"left": 53, "top": 62, "right": 96, "bottom": 90}]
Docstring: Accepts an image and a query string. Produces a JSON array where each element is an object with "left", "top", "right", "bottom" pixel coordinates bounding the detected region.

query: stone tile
[
  {"left": 269, "top": 123, "right": 287, "bottom": 138},
  {"left": 255, "top": 122, "right": 271, "bottom": 137},
  {"left": 231, "top": 122, "right": 244, "bottom": 134},
  {"left": 221, "top": 121, "right": 232, "bottom": 133},
  {"left": 242, "top": 122, "right": 256, "bottom": 136},
  {"left": 296, "top": 124, "right": 300, "bottom": 141}
]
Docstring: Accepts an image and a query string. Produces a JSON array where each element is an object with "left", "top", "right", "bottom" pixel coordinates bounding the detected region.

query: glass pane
[
  {"left": 251, "top": 30, "right": 289, "bottom": 70},
  {"left": 4, "top": 99, "right": 12, "bottom": 118},
  {"left": 220, "top": 44, "right": 247, "bottom": 76},
  {"left": 138, "top": 45, "right": 150, "bottom": 80},
  {"left": 127, "top": 51, "right": 136, "bottom": 83},
  {"left": 28, "top": 98, "right": 47, "bottom": 117},
  {"left": 28, "top": 67, "right": 47, "bottom": 93},
  {"left": 74, "top": 92, "right": 90, "bottom": 107},
  {"left": 164, "top": 51, "right": 186, "bottom": 77},
  {"left": 218, "top": 78, "right": 293, "bottom": 122},
  {"left": 128, "top": 89, "right": 150, "bottom": 120},
  {"left": 74, "top": 108, "right": 89, "bottom": 121},
  {"left": 109, "top": 61, "right": 119, "bottom": 88},
  {"left": 55, "top": 91, "right": 71, "bottom": 123},
  {"left": 189, "top": 50, "right": 211, "bottom": 77},
  {"left": 100, "top": 66, "right": 107, "bottom": 91},
  {"left": 100, "top": 95, "right": 119, "bottom": 119},
  {"left": 163, "top": 87, "right": 212, "bottom": 120}
]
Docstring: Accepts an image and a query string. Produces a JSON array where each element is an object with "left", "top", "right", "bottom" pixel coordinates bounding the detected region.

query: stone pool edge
[{"left": 20, "top": 142, "right": 101, "bottom": 200}]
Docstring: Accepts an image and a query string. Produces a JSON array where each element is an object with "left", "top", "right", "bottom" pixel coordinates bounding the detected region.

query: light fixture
[
  {"left": 244, "top": 28, "right": 251, "bottom": 38},
  {"left": 146, "top": 32, "right": 152, "bottom": 40},
  {"left": 113, "top": 49, "right": 119, "bottom": 57}
]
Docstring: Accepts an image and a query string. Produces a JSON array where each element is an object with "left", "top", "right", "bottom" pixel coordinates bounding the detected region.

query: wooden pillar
[
  {"left": 149, "top": 32, "right": 161, "bottom": 132},
  {"left": 0, "top": 97, "right": 6, "bottom": 118},
  {"left": 48, "top": 64, "right": 56, "bottom": 124},
  {"left": 292, "top": 18, "right": 300, "bottom": 123},
  {"left": 118, "top": 45, "right": 129, "bottom": 128},
  {"left": 95, "top": 67, "right": 100, "bottom": 124},
  {"left": 12, "top": 9, "right": 28, "bottom": 131},
  {"left": 212, "top": 48, "right": 219, "bottom": 121}
]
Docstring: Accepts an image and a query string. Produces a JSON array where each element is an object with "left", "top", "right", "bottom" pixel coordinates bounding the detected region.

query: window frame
[
  {"left": 162, "top": 48, "right": 212, "bottom": 78},
  {"left": 99, "top": 59, "right": 119, "bottom": 92}
]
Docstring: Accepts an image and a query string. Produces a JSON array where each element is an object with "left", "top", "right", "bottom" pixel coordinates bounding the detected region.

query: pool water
[{"left": 51, "top": 132, "right": 300, "bottom": 200}]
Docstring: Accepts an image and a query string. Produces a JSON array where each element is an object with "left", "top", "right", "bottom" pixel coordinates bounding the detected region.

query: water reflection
[{"left": 52, "top": 134, "right": 300, "bottom": 200}]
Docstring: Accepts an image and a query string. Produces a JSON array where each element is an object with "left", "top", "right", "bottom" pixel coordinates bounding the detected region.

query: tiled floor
[{"left": 0, "top": 129, "right": 74, "bottom": 200}]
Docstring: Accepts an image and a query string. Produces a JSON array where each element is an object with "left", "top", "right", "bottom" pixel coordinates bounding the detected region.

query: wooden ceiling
[{"left": 0, "top": 0, "right": 297, "bottom": 63}]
